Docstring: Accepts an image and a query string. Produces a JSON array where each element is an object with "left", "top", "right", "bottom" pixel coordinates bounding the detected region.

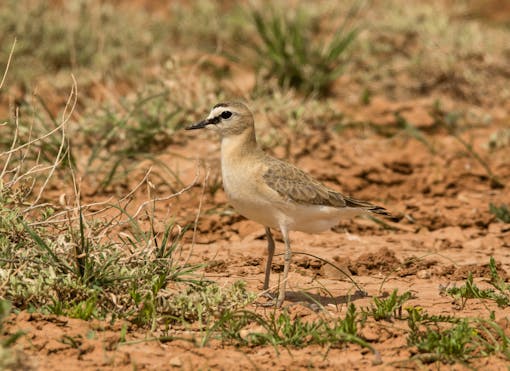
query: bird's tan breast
[{"left": 221, "top": 155, "right": 282, "bottom": 228}]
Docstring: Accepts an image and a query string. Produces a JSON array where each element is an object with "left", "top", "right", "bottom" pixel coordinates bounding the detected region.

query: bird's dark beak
[
  {"left": 186, "top": 115, "right": 221, "bottom": 130},
  {"left": 185, "top": 119, "right": 209, "bottom": 130}
]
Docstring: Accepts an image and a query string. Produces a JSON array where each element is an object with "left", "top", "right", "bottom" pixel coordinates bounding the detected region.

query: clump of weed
[
  {"left": 364, "top": 289, "right": 414, "bottom": 321},
  {"left": 489, "top": 203, "right": 510, "bottom": 223},
  {"left": 443, "top": 258, "right": 510, "bottom": 309},
  {"left": 406, "top": 306, "right": 510, "bottom": 364},
  {"left": 249, "top": 5, "right": 358, "bottom": 96},
  {"left": 141, "top": 280, "right": 255, "bottom": 325}
]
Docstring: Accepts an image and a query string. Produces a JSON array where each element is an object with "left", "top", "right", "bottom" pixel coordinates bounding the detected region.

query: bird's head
[{"left": 186, "top": 101, "right": 254, "bottom": 138}]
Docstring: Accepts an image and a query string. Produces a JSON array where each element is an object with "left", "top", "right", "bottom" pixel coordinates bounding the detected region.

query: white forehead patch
[{"left": 208, "top": 106, "right": 229, "bottom": 120}]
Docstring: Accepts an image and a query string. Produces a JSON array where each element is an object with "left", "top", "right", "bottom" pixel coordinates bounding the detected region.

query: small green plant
[
  {"left": 406, "top": 306, "right": 461, "bottom": 329},
  {"left": 488, "top": 256, "right": 510, "bottom": 305},
  {"left": 339, "top": 302, "right": 360, "bottom": 336},
  {"left": 134, "top": 280, "right": 255, "bottom": 327},
  {"left": 250, "top": 6, "right": 358, "bottom": 96},
  {"left": 67, "top": 296, "right": 100, "bottom": 321},
  {"left": 364, "top": 289, "right": 413, "bottom": 321},
  {"left": 22, "top": 213, "right": 124, "bottom": 289},
  {"left": 489, "top": 203, "right": 510, "bottom": 223},
  {"left": 408, "top": 317, "right": 510, "bottom": 364},
  {"left": 410, "top": 320, "right": 476, "bottom": 364},
  {"left": 406, "top": 306, "right": 510, "bottom": 364},
  {"left": 249, "top": 311, "right": 327, "bottom": 348},
  {"left": 444, "top": 258, "right": 510, "bottom": 309},
  {"left": 60, "top": 334, "right": 83, "bottom": 349}
]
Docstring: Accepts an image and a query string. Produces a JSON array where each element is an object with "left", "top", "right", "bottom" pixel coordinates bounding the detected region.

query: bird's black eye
[{"left": 221, "top": 111, "right": 232, "bottom": 119}]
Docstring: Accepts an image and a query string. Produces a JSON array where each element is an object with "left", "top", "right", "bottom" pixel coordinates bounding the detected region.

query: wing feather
[
  {"left": 262, "top": 156, "right": 391, "bottom": 217},
  {"left": 262, "top": 157, "right": 346, "bottom": 208}
]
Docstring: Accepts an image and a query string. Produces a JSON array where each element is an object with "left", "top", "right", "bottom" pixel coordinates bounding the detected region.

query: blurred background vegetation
[{"left": 1, "top": 0, "right": 508, "bottom": 188}]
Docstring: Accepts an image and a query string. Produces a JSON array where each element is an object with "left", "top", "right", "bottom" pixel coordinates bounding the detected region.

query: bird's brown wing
[
  {"left": 262, "top": 157, "right": 347, "bottom": 208},
  {"left": 262, "top": 157, "right": 391, "bottom": 217}
]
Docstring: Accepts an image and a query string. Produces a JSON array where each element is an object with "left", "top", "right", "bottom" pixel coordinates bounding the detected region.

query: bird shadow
[{"left": 284, "top": 289, "right": 368, "bottom": 307}]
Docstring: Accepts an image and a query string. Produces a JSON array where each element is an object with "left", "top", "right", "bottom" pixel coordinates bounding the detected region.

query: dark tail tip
[{"left": 370, "top": 206, "right": 399, "bottom": 222}]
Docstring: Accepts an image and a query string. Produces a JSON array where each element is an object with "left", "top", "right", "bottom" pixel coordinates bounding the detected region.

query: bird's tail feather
[{"left": 344, "top": 196, "right": 396, "bottom": 221}]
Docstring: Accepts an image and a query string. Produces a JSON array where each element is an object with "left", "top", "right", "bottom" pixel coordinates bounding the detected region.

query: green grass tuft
[
  {"left": 249, "top": 5, "right": 358, "bottom": 96},
  {"left": 364, "top": 289, "right": 413, "bottom": 321},
  {"left": 489, "top": 203, "right": 510, "bottom": 223},
  {"left": 443, "top": 258, "right": 510, "bottom": 309}
]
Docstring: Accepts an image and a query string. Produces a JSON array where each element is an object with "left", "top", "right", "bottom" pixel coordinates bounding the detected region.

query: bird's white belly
[
  {"left": 283, "top": 204, "right": 364, "bottom": 233},
  {"left": 229, "top": 196, "right": 281, "bottom": 229},
  {"left": 227, "top": 187, "right": 364, "bottom": 234}
]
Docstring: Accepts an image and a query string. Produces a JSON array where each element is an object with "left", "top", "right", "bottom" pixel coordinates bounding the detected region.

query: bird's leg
[
  {"left": 263, "top": 227, "right": 275, "bottom": 291},
  {"left": 277, "top": 225, "right": 291, "bottom": 307}
]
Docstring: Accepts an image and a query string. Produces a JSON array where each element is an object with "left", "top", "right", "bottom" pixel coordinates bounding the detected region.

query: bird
[{"left": 186, "top": 101, "right": 392, "bottom": 306}]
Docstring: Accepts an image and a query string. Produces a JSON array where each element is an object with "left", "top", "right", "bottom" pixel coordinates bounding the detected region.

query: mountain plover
[{"left": 186, "top": 102, "right": 391, "bottom": 306}]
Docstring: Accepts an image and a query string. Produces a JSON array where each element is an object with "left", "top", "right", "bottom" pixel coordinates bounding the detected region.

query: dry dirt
[
  {"left": 6, "top": 94, "right": 510, "bottom": 369},
  {"left": 3, "top": 2, "right": 510, "bottom": 371}
]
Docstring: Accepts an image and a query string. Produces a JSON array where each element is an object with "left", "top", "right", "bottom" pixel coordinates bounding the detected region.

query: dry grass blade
[
  {"left": 24, "top": 75, "right": 78, "bottom": 211},
  {"left": 0, "top": 38, "right": 16, "bottom": 90}
]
